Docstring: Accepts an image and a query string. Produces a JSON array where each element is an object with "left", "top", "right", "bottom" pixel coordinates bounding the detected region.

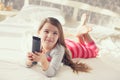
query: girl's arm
[
  {"left": 44, "top": 45, "right": 65, "bottom": 77},
  {"left": 32, "top": 44, "right": 65, "bottom": 77},
  {"left": 32, "top": 51, "right": 49, "bottom": 71},
  {"left": 26, "top": 51, "right": 49, "bottom": 69},
  {"left": 35, "top": 53, "right": 50, "bottom": 71}
]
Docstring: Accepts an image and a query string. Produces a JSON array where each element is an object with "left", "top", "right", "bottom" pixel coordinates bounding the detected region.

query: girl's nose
[{"left": 48, "top": 33, "right": 54, "bottom": 38}]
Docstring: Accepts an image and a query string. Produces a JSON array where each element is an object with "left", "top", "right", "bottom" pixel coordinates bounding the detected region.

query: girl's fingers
[
  {"left": 28, "top": 55, "right": 33, "bottom": 61},
  {"left": 29, "top": 58, "right": 33, "bottom": 61},
  {"left": 28, "top": 53, "right": 33, "bottom": 58},
  {"left": 41, "top": 49, "right": 47, "bottom": 54},
  {"left": 32, "top": 52, "right": 40, "bottom": 59},
  {"left": 35, "top": 51, "right": 40, "bottom": 55}
]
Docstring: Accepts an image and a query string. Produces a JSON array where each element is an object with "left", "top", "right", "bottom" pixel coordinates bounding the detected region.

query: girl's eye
[
  {"left": 44, "top": 30, "right": 49, "bottom": 33},
  {"left": 53, "top": 32, "right": 58, "bottom": 35}
]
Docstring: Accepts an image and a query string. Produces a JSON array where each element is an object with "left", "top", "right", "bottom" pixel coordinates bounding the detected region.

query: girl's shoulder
[
  {"left": 50, "top": 44, "right": 65, "bottom": 56},
  {"left": 56, "top": 44, "right": 65, "bottom": 50}
]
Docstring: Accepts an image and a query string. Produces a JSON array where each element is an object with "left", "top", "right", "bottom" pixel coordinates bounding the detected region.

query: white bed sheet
[
  {"left": 0, "top": 5, "right": 120, "bottom": 80},
  {"left": 0, "top": 49, "right": 120, "bottom": 80},
  {"left": 0, "top": 24, "right": 120, "bottom": 80}
]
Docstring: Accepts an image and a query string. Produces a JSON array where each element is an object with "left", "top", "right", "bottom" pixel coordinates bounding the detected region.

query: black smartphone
[{"left": 32, "top": 36, "right": 41, "bottom": 53}]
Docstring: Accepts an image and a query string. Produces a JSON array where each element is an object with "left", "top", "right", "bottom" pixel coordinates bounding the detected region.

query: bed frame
[{"left": 24, "top": 0, "right": 119, "bottom": 20}]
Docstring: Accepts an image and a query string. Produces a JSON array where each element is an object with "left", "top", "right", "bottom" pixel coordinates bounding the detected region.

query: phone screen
[{"left": 32, "top": 36, "right": 41, "bottom": 53}]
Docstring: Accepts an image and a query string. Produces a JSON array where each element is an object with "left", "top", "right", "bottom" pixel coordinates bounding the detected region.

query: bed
[{"left": 0, "top": 1, "right": 120, "bottom": 80}]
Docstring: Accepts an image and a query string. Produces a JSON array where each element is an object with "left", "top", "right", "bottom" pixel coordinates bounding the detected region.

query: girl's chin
[
  {"left": 44, "top": 44, "right": 54, "bottom": 49},
  {"left": 45, "top": 42, "right": 55, "bottom": 46}
]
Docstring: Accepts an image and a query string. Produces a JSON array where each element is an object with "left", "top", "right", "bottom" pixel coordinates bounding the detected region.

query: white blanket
[
  {"left": 0, "top": 24, "right": 120, "bottom": 80},
  {"left": 0, "top": 5, "right": 120, "bottom": 80},
  {"left": 0, "top": 49, "right": 120, "bottom": 80}
]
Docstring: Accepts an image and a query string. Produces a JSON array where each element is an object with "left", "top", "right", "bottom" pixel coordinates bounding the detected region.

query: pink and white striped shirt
[{"left": 65, "top": 39, "right": 99, "bottom": 58}]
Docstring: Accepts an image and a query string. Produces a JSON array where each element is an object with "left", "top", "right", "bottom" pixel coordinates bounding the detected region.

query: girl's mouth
[{"left": 46, "top": 40, "right": 53, "bottom": 43}]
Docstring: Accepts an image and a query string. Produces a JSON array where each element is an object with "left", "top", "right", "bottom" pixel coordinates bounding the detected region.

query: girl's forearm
[{"left": 41, "top": 59, "right": 49, "bottom": 71}]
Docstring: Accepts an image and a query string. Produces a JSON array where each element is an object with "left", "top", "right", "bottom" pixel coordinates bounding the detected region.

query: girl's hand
[
  {"left": 32, "top": 50, "right": 47, "bottom": 63},
  {"left": 32, "top": 49, "right": 49, "bottom": 71},
  {"left": 26, "top": 52, "right": 34, "bottom": 67},
  {"left": 27, "top": 52, "right": 34, "bottom": 61},
  {"left": 26, "top": 49, "right": 49, "bottom": 70}
]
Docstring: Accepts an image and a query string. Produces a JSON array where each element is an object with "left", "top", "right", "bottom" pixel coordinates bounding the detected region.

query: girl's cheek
[{"left": 41, "top": 34, "right": 46, "bottom": 39}]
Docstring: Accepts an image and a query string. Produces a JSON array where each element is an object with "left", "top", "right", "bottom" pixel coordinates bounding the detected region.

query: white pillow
[
  {"left": 17, "top": 5, "right": 65, "bottom": 25},
  {"left": 90, "top": 25, "right": 118, "bottom": 40}
]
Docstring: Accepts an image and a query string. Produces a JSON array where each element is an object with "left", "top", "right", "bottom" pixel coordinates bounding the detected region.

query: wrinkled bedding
[
  {"left": 0, "top": 23, "right": 120, "bottom": 80},
  {"left": 0, "top": 49, "right": 120, "bottom": 80},
  {"left": 0, "top": 5, "right": 120, "bottom": 80}
]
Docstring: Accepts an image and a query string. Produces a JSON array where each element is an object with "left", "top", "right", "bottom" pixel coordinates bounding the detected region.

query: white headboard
[
  {"left": 24, "top": 0, "right": 29, "bottom": 6},
  {"left": 24, "top": 0, "right": 119, "bottom": 18}
]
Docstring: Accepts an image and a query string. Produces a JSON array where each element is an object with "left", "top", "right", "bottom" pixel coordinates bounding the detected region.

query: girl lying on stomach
[{"left": 26, "top": 13, "right": 99, "bottom": 77}]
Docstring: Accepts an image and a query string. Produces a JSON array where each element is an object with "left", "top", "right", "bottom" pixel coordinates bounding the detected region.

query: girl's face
[{"left": 39, "top": 22, "right": 59, "bottom": 51}]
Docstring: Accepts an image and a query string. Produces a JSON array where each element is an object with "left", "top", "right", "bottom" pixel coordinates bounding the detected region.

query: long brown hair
[{"left": 38, "top": 17, "right": 91, "bottom": 73}]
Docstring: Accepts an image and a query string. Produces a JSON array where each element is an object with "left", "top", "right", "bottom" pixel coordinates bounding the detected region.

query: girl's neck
[
  {"left": 42, "top": 46, "right": 53, "bottom": 53},
  {"left": 42, "top": 44, "right": 57, "bottom": 53}
]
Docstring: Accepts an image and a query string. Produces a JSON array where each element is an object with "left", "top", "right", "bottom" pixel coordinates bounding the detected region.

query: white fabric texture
[
  {"left": 0, "top": 23, "right": 120, "bottom": 80},
  {"left": 0, "top": 4, "right": 120, "bottom": 80},
  {"left": 1, "top": 5, "right": 65, "bottom": 26},
  {"left": 0, "top": 49, "right": 120, "bottom": 80}
]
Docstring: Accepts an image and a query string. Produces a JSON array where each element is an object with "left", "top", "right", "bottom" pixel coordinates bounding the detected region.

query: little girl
[{"left": 26, "top": 14, "right": 99, "bottom": 77}]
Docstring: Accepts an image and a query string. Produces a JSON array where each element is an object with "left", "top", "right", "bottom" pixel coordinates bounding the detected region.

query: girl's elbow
[{"left": 46, "top": 72, "right": 56, "bottom": 77}]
